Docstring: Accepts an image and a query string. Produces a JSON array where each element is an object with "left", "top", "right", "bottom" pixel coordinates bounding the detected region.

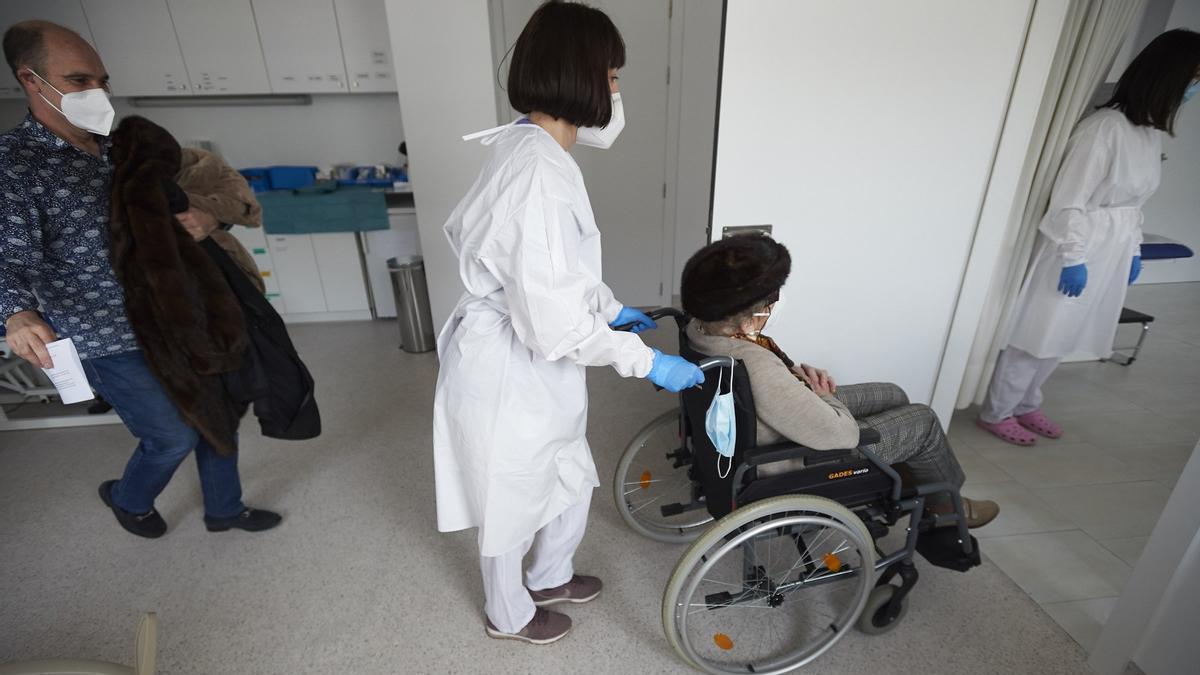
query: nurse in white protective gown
[
  {"left": 431, "top": 1, "right": 704, "bottom": 644},
  {"left": 978, "top": 29, "right": 1200, "bottom": 446}
]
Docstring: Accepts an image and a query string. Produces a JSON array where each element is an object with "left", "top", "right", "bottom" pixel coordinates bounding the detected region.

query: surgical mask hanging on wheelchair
[{"left": 705, "top": 368, "right": 736, "bottom": 479}]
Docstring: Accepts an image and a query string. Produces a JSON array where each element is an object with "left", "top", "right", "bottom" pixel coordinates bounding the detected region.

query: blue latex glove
[
  {"left": 1129, "top": 255, "right": 1141, "bottom": 285},
  {"left": 1057, "top": 263, "right": 1087, "bottom": 297},
  {"left": 609, "top": 305, "right": 657, "bottom": 333},
  {"left": 646, "top": 349, "right": 704, "bottom": 392}
]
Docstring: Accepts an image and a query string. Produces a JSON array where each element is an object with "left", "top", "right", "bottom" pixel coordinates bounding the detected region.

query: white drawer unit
[
  {"left": 333, "top": 0, "right": 396, "bottom": 93},
  {"left": 252, "top": 0, "right": 350, "bottom": 93},
  {"left": 81, "top": 0, "right": 192, "bottom": 96},
  {"left": 167, "top": 0, "right": 271, "bottom": 94},
  {"left": 0, "top": 0, "right": 97, "bottom": 98}
]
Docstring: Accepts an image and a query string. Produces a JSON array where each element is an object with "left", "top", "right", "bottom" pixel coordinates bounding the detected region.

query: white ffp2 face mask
[
  {"left": 576, "top": 93, "right": 625, "bottom": 149},
  {"left": 29, "top": 69, "right": 114, "bottom": 136}
]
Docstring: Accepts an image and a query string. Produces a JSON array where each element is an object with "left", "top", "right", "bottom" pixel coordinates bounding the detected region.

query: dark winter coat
[{"left": 108, "top": 115, "right": 247, "bottom": 455}]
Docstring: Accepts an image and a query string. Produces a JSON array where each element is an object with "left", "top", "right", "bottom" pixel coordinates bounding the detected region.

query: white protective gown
[
  {"left": 1005, "top": 109, "right": 1163, "bottom": 359},
  {"left": 433, "top": 123, "right": 655, "bottom": 557}
]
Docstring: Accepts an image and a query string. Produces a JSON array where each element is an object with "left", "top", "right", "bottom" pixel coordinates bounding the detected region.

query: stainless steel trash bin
[{"left": 387, "top": 256, "right": 436, "bottom": 353}]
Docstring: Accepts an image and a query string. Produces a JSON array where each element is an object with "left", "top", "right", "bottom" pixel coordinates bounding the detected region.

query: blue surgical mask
[
  {"left": 705, "top": 368, "right": 736, "bottom": 478},
  {"left": 1184, "top": 80, "right": 1199, "bottom": 104}
]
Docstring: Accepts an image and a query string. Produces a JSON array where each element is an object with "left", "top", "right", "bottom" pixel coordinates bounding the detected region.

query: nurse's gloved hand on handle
[
  {"left": 646, "top": 349, "right": 705, "bottom": 392},
  {"left": 609, "top": 306, "right": 657, "bottom": 333},
  {"left": 1129, "top": 256, "right": 1142, "bottom": 285},
  {"left": 1057, "top": 263, "right": 1087, "bottom": 297}
]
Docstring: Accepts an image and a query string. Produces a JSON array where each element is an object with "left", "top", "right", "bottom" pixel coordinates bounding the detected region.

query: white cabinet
[
  {"left": 333, "top": 0, "right": 396, "bottom": 93},
  {"left": 312, "top": 233, "right": 370, "bottom": 311},
  {"left": 0, "top": 0, "right": 96, "bottom": 98},
  {"left": 267, "top": 235, "right": 327, "bottom": 314},
  {"left": 266, "top": 232, "right": 370, "bottom": 319},
  {"left": 167, "top": 0, "right": 271, "bottom": 94},
  {"left": 252, "top": 0, "right": 349, "bottom": 93},
  {"left": 81, "top": 0, "right": 192, "bottom": 96}
]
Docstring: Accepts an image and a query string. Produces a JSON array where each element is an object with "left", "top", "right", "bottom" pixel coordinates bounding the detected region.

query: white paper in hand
[{"left": 41, "top": 338, "right": 95, "bottom": 405}]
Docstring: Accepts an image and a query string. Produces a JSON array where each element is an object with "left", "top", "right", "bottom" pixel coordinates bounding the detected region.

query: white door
[
  {"left": 496, "top": 0, "right": 672, "bottom": 307},
  {"left": 82, "top": 0, "right": 192, "bottom": 96},
  {"left": 253, "top": 0, "right": 349, "bottom": 93},
  {"left": 0, "top": 0, "right": 96, "bottom": 97},
  {"left": 712, "top": 0, "right": 1035, "bottom": 404},
  {"left": 167, "top": 0, "right": 271, "bottom": 94},
  {"left": 334, "top": 0, "right": 396, "bottom": 93}
]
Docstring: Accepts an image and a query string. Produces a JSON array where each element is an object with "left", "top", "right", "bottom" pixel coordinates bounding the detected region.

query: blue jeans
[{"left": 82, "top": 350, "right": 245, "bottom": 519}]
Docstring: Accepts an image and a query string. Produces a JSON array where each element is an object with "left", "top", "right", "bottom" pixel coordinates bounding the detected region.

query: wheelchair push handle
[{"left": 610, "top": 307, "right": 689, "bottom": 333}]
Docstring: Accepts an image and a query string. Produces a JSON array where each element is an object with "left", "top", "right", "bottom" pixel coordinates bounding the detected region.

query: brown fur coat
[
  {"left": 108, "top": 116, "right": 247, "bottom": 456},
  {"left": 177, "top": 148, "right": 266, "bottom": 293}
]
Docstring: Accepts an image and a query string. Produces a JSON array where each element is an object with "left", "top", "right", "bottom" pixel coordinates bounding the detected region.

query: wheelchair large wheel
[
  {"left": 662, "top": 495, "right": 876, "bottom": 674},
  {"left": 613, "top": 409, "right": 713, "bottom": 543}
]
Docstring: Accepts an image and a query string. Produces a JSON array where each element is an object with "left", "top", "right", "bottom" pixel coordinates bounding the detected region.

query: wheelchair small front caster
[{"left": 857, "top": 584, "right": 908, "bottom": 635}]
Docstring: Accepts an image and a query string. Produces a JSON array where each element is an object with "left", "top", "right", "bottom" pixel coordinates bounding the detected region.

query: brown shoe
[
  {"left": 485, "top": 608, "right": 571, "bottom": 645},
  {"left": 528, "top": 574, "right": 602, "bottom": 607},
  {"left": 962, "top": 498, "right": 999, "bottom": 529},
  {"left": 932, "top": 498, "right": 1000, "bottom": 529}
]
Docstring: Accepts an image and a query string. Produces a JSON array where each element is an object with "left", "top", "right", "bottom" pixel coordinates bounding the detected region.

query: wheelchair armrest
[
  {"left": 743, "top": 441, "right": 842, "bottom": 467},
  {"left": 745, "top": 427, "right": 880, "bottom": 467}
]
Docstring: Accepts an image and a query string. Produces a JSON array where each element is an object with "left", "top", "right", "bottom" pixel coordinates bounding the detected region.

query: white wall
[
  {"left": 385, "top": 0, "right": 496, "bottom": 327},
  {"left": 0, "top": 94, "right": 404, "bottom": 169},
  {"left": 670, "top": 0, "right": 723, "bottom": 296},
  {"left": 1138, "top": 0, "right": 1200, "bottom": 284},
  {"left": 711, "top": 0, "right": 1035, "bottom": 407}
]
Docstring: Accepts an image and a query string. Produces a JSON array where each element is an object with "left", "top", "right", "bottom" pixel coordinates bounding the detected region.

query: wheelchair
[{"left": 613, "top": 309, "right": 981, "bottom": 674}]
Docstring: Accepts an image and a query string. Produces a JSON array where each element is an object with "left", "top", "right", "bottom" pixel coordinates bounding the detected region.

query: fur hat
[{"left": 681, "top": 235, "right": 791, "bottom": 321}]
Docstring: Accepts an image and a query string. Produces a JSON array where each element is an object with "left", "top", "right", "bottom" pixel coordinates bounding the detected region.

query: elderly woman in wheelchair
[{"left": 612, "top": 236, "right": 998, "bottom": 674}]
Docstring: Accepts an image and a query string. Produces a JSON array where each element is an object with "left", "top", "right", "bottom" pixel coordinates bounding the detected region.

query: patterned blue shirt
[{"left": 0, "top": 114, "right": 138, "bottom": 359}]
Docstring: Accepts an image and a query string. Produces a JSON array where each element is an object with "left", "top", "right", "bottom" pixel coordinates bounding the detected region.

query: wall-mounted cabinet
[
  {"left": 334, "top": 0, "right": 396, "bottom": 93},
  {"left": 0, "top": 0, "right": 97, "bottom": 97},
  {"left": 168, "top": 0, "right": 271, "bottom": 94},
  {"left": 82, "top": 0, "right": 192, "bottom": 96},
  {"left": 253, "top": 0, "right": 349, "bottom": 93},
  {"left": 0, "top": 0, "right": 395, "bottom": 99}
]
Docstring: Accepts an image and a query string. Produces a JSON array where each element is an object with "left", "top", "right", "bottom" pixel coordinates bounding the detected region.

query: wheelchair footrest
[{"left": 916, "top": 529, "right": 981, "bottom": 572}]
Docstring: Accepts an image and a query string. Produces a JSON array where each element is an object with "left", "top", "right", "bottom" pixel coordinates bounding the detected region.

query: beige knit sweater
[{"left": 685, "top": 322, "right": 860, "bottom": 451}]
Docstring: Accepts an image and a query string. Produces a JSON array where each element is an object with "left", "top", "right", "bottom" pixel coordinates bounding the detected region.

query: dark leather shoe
[
  {"left": 99, "top": 480, "right": 166, "bottom": 539},
  {"left": 205, "top": 508, "right": 282, "bottom": 533}
]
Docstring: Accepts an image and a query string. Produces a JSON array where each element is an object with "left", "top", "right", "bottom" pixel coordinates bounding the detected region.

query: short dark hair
[
  {"left": 1102, "top": 28, "right": 1200, "bottom": 135},
  {"left": 3, "top": 21, "right": 50, "bottom": 78},
  {"left": 507, "top": 1, "right": 626, "bottom": 128}
]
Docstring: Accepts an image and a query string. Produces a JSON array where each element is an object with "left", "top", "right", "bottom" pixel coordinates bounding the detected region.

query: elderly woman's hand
[
  {"left": 796, "top": 364, "right": 837, "bottom": 396},
  {"left": 176, "top": 207, "right": 219, "bottom": 241}
]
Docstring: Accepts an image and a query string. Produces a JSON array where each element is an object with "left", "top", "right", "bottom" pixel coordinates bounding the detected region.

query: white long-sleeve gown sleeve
[
  {"left": 479, "top": 170, "right": 654, "bottom": 378},
  {"left": 1039, "top": 121, "right": 1115, "bottom": 266}
]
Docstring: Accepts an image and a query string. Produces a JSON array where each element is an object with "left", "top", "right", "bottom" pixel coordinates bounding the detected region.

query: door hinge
[
  {"left": 668, "top": 0, "right": 673, "bottom": 19},
  {"left": 662, "top": 182, "right": 667, "bottom": 199},
  {"left": 659, "top": 281, "right": 664, "bottom": 296},
  {"left": 666, "top": 65, "right": 670, "bottom": 85}
]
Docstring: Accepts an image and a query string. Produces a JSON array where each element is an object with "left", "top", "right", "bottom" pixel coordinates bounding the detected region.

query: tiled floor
[{"left": 946, "top": 281, "right": 1200, "bottom": 653}]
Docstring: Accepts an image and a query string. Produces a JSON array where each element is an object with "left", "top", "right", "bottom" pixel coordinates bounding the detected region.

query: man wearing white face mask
[{"left": 0, "top": 21, "right": 280, "bottom": 539}]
